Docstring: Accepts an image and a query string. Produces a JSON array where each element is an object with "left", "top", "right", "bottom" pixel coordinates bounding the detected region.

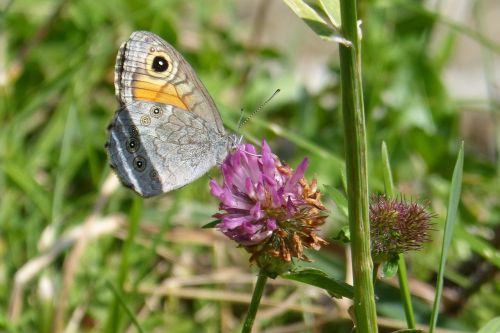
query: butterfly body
[{"left": 107, "top": 31, "right": 235, "bottom": 197}]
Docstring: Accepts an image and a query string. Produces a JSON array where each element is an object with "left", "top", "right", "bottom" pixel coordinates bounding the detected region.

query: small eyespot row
[
  {"left": 150, "top": 106, "right": 163, "bottom": 118},
  {"left": 133, "top": 156, "right": 147, "bottom": 172},
  {"left": 129, "top": 125, "right": 139, "bottom": 137},
  {"left": 126, "top": 137, "right": 140, "bottom": 153},
  {"left": 140, "top": 115, "right": 151, "bottom": 126},
  {"left": 150, "top": 170, "right": 160, "bottom": 182}
]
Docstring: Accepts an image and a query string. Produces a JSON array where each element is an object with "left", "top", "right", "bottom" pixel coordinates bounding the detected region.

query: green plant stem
[
  {"left": 338, "top": 0, "right": 378, "bottom": 332},
  {"left": 105, "top": 197, "right": 143, "bottom": 333},
  {"left": 241, "top": 271, "right": 268, "bottom": 333},
  {"left": 397, "top": 255, "right": 416, "bottom": 328},
  {"left": 382, "top": 142, "right": 416, "bottom": 328}
]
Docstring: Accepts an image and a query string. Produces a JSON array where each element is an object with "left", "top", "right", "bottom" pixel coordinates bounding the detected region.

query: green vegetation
[{"left": 1, "top": 0, "right": 499, "bottom": 332}]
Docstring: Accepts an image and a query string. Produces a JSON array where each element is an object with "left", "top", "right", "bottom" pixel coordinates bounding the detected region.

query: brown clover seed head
[{"left": 247, "top": 174, "right": 329, "bottom": 273}]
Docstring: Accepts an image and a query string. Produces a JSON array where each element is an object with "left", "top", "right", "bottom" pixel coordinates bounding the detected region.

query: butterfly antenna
[
  {"left": 238, "top": 89, "right": 280, "bottom": 130},
  {"left": 236, "top": 108, "right": 245, "bottom": 129}
]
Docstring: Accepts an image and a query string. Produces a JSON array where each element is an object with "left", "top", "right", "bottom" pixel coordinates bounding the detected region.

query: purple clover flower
[{"left": 210, "top": 140, "right": 328, "bottom": 271}]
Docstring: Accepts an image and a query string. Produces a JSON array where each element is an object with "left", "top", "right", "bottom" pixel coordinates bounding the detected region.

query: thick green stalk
[
  {"left": 338, "top": 0, "right": 378, "bottom": 331},
  {"left": 241, "top": 271, "right": 268, "bottom": 333},
  {"left": 382, "top": 142, "right": 416, "bottom": 328}
]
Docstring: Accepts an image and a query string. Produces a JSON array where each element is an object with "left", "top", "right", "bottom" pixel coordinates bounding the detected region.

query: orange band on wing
[{"left": 133, "top": 81, "right": 188, "bottom": 111}]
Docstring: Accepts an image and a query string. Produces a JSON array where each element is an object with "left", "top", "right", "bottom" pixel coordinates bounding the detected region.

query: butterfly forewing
[{"left": 114, "top": 31, "right": 225, "bottom": 134}]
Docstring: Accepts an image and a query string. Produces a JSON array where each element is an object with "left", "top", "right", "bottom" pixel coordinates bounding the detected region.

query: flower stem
[
  {"left": 382, "top": 142, "right": 416, "bottom": 328},
  {"left": 338, "top": 0, "right": 378, "bottom": 332},
  {"left": 241, "top": 271, "right": 268, "bottom": 333},
  {"left": 397, "top": 254, "right": 416, "bottom": 328}
]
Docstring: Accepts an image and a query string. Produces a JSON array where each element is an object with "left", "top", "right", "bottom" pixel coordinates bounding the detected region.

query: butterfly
[{"left": 106, "top": 31, "right": 237, "bottom": 197}]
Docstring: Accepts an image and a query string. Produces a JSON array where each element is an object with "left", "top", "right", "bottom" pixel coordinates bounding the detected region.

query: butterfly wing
[
  {"left": 106, "top": 101, "right": 230, "bottom": 197},
  {"left": 114, "top": 31, "right": 226, "bottom": 135}
]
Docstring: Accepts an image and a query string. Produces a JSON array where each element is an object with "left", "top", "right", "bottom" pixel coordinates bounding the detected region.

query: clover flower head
[
  {"left": 370, "top": 194, "right": 434, "bottom": 262},
  {"left": 210, "top": 140, "right": 328, "bottom": 273}
]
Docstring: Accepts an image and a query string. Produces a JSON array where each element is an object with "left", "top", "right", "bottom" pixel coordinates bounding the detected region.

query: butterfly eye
[
  {"left": 133, "top": 156, "right": 147, "bottom": 172},
  {"left": 152, "top": 56, "right": 169, "bottom": 72}
]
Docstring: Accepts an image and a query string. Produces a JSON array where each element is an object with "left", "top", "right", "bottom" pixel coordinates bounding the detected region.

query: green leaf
[
  {"left": 332, "top": 225, "right": 350, "bottom": 243},
  {"left": 382, "top": 256, "right": 399, "bottom": 278},
  {"left": 282, "top": 0, "right": 340, "bottom": 40},
  {"left": 477, "top": 317, "right": 500, "bottom": 333},
  {"left": 391, "top": 330, "right": 424, "bottom": 333},
  {"left": 318, "top": 0, "right": 341, "bottom": 28},
  {"left": 282, "top": 268, "right": 354, "bottom": 299},
  {"left": 202, "top": 220, "right": 221, "bottom": 229},
  {"left": 429, "top": 142, "right": 464, "bottom": 333},
  {"left": 323, "top": 184, "right": 348, "bottom": 217}
]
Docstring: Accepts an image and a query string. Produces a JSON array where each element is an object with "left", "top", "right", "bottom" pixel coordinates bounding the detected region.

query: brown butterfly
[{"left": 106, "top": 31, "right": 236, "bottom": 197}]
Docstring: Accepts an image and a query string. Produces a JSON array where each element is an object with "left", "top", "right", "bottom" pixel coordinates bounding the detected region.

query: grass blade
[
  {"left": 105, "top": 197, "right": 143, "bottom": 333},
  {"left": 105, "top": 280, "right": 145, "bottom": 333},
  {"left": 381, "top": 142, "right": 395, "bottom": 197},
  {"left": 429, "top": 142, "right": 464, "bottom": 332}
]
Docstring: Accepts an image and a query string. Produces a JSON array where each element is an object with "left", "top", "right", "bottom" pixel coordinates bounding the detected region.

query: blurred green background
[{"left": 1, "top": 0, "right": 499, "bottom": 332}]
